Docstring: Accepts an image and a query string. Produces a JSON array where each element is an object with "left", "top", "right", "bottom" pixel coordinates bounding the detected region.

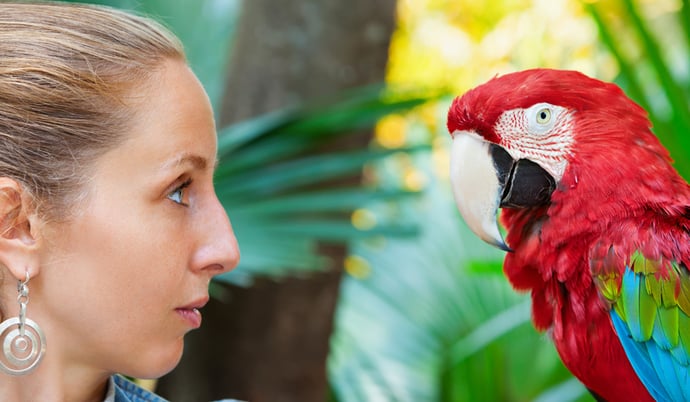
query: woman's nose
[{"left": 192, "top": 194, "right": 240, "bottom": 276}]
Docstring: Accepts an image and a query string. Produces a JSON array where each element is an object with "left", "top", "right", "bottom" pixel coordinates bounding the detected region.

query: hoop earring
[{"left": 0, "top": 271, "right": 46, "bottom": 375}]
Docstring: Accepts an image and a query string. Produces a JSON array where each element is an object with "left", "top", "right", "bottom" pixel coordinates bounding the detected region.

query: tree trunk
[{"left": 157, "top": 1, "right": 396, "bottom": 401}]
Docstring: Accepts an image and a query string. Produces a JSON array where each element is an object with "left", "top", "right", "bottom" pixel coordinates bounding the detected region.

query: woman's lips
[
  {"left": 176, "top": 307, "right": 202, "bottom": 328},
  {"left": 175, "top": 297, "right": 208, "bottom": 328}
]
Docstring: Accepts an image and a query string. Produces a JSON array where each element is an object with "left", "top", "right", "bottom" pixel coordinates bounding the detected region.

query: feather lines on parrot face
[{"left": 493, "top": 102, "right": 574, "bottom": 181}]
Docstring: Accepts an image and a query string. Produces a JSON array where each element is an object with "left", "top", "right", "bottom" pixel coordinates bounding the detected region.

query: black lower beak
[{"left": 490, "top": 145, "right": 556, "bottom": 208}]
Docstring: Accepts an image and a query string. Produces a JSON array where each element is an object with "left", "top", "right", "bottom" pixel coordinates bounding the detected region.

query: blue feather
[
  {"left": 620, "top": 269, "right": 656, "bottom": 341},
  {"left": 670, "top": 342, "right": 690, "bottom": 366},
  {"left": 648, "top": 343, "right": 686, "bottom": 401},
  {"left": 611, "top": 310, "right": 672, "bottom": 402},
  {"left": 611, "top": 268, "right": 690, "bottom": 402}
]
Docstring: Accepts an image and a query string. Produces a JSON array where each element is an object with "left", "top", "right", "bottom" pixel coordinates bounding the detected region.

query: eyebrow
[{"left": 164, "top": 153, "right": 218, "bottom": 171}]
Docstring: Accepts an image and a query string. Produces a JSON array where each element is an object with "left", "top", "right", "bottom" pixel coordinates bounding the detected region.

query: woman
[{"left": 0, "top": 2, "right": 240, "bottom": 401}]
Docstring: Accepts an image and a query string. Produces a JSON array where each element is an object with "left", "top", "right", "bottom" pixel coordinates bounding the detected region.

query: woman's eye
[{"left": 167, "top": 179, "right": 191, "bottom": 206}]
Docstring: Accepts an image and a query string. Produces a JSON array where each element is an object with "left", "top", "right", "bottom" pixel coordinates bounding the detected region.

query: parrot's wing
[{"left": 592, "top": 247, "right": 690, "bottom": 402}]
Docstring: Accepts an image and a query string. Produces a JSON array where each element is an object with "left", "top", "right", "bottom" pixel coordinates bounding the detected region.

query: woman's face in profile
[{"left": 32, "top": 60, "right": 240, "bottom": 378}]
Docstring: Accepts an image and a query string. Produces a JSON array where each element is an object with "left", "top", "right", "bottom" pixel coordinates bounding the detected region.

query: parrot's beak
[{"left": 449, "top": 130, "right": 556, "bottom": 252}]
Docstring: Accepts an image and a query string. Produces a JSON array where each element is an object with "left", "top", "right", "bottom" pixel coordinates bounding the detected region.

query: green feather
[
  {"left": 614, "top": 299, "right": 627, "bottom": 322},
  {"left": 672, "top": 313, "right": 690, "bottom": 365},
  {"left": 592, "top": 247, "right": 690, "bottom": 366},
  {"left": 621, "top": 269, "right": 657, "bottom": 341},
  {"left": 595, "top": 273, "right": 621, "bottom": 303},
  {"left": 677, "top": 270, "right": 690, "bottom": 316},
  {"left": 662, "top": 270, "right": 680, "bottom": 308},
  {"left": 638, "top": 283, "right": 659, "bottom": 341},
  {"left": 653, "top": 305, "right": 679, "bottom": 349},
  {"left": 646, "top": 273, "right": 664, "bottom": 305}
]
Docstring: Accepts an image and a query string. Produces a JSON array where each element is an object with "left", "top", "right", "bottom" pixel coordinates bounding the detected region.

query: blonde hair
[{"left": 0, "top": 2, "right": 185, "bottom": 219}]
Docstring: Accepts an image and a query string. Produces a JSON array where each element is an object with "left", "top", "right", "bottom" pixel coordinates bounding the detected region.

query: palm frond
[
  {"left": 215, "top": 87, "right": 438, "bottom": 283},
  {"left": 585, "top": 0, "right": 690, "bottom": 177}
]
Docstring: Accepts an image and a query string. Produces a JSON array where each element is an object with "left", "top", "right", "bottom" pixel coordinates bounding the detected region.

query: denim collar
[{"left": 106, "top": 375, "right": 168, "bottom": 402}]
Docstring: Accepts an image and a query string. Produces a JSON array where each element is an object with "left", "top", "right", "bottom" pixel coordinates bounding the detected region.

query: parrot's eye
[
  {"left": 523, "top": 102, "right": 561, "bottom": 136},
  {"left": 536, "top": 108, "right": 551, "bottom": 124}
]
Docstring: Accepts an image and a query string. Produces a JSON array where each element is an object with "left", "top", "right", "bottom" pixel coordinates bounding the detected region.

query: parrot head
[{"left": 447, "top": 68, "right": 665, "bottom": 250}]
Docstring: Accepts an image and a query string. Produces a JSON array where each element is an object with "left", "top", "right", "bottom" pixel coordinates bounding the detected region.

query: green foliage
[
  {"left": 213, "top": 86, "right": 435, "bottom": 284},
  {"left": 329, "top": 138, "right": 592, "bottom": 401},
  {"left": 586, "top": 0, "right": 690, "bottom": 178}
]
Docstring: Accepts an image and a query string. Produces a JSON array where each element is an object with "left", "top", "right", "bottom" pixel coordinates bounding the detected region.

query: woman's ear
[{"left": 0, "top": 178, "right": 41, "bottom": 280}]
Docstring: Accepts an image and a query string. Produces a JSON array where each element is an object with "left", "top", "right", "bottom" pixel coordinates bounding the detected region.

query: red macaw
[{"left": 447, "top": 68, "right": 690, "bottom": 402}]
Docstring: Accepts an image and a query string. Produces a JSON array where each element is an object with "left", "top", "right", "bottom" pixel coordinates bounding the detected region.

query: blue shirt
[
  {"left": 105, "top": 375, "right": 167, "bottom": 402},
  {"left": 104, "top": 375, "right": 244, "bottom": 402}
]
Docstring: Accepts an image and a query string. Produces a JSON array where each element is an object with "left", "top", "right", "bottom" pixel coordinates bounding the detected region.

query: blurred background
[{"left": 65, "top": 0, "right": 690, "bottom": 401}]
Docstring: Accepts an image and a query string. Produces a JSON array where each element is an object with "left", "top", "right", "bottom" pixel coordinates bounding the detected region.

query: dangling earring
[{"left": 0, "top": 270, "right": 46, "bottom": 375}]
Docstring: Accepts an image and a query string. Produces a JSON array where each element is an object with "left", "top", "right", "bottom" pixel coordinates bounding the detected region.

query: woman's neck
[{"left": 0, "top": 353, "right": 109, "bottom": 402}]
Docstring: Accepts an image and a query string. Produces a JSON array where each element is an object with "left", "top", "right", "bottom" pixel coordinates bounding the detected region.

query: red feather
[{"left": 449, "top": 68, "right": 690, "bottom": 401}]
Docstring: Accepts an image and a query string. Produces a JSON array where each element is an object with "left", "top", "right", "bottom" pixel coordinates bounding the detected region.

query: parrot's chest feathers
[
  {"left": 501, "top": 209, "right": 619, "bottom": 337},
  {"left": 503, "top": 222, "right": 645, "bottom": 398}
]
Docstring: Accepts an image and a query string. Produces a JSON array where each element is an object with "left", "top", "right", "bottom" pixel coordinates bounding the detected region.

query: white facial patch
[{"left": 494, "top": 102, "right": 574, "bottom": 181}]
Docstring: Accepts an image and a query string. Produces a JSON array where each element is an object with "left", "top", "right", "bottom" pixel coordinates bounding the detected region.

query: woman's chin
[{"left": 124, "top": 338, "right": 184, "bottom": 379}]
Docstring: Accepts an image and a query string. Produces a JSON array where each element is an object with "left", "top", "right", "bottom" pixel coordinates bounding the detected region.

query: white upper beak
[{"left": 449, "top": 130, "right": 510, "bottom": 251}]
